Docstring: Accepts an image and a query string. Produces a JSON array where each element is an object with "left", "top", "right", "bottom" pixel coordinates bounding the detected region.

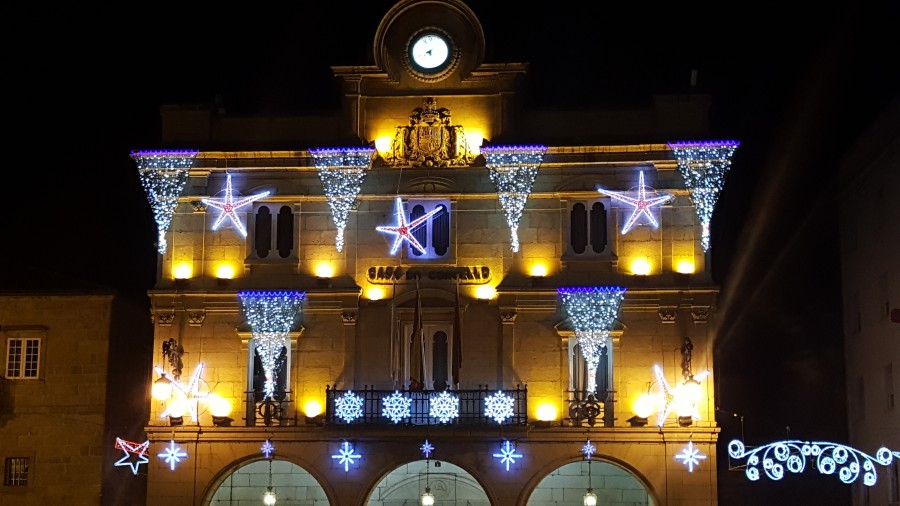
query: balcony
[{"left": 564, "top": 389, "right": 615, "bottom": 428}]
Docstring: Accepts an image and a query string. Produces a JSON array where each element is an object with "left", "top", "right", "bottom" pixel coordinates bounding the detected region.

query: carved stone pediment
[{"left": 384, "top": 97, "right": 474, "bottom": 167}]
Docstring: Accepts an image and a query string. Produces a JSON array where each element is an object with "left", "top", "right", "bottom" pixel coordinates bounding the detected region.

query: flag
[
  {"left": 452, "top": 278, "right": 462, "bottom": 387},
  {"left": 409, "top": 279, "right": 425, "bottom": 390}
]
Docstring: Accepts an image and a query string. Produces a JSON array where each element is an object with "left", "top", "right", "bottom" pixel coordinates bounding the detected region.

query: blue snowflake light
[
  {"left": 482, "top": 145, "right": 548, "bottom": 252},
  {"left": 331, "top": 441, "right": 361, "bottom": 472},
  {"left": 381, "top": 390, "right": 412, "bottom": 423},
  {"left": 675, "top": 442, "right": 706, "bottom": 472},
  {"left": 335, "top": 391, "right": 365, "bottom": 423},
  {"left": 158, "top": 440, "right": 188, "bottom": 471},
  {"left": 238, "top": 290, "right": 304, "bottom": 399},
  {"left": 493, "top": 440, "right": 523, "bottom": 471},
  {"left": 309, "top": 147, "right": 375, "bottom": 252},
  {"left": 558, "top": 286, "right": 626, "bottom": 392},
  {"left": 429, "top": 391, "right": 460, "bottom": 424},
  {"left": 484, "top": 390, "right": 515, "bottom": 424}
]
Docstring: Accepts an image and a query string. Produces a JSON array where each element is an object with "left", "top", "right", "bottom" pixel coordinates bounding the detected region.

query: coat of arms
[{"left": 385, "top": 97, "right": 474, "bottom": 167}]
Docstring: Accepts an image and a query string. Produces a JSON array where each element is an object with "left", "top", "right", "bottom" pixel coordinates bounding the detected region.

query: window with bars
[
  {"left": 5, "top": 337, "right": 40, "bottom": 379},
  {"left": 3, "top": 457, "right": 29, "bottom": 486}
]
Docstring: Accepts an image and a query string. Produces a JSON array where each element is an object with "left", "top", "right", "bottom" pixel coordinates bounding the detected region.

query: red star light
[
  {"left": 376, "top": 197, "right": 443, "bottom": 255},
  {"left": 597, "top": 171, "right": 673, "bottom": 234},
  {"left": 202, "top": 174, "right": 270, "bottom": 237}
]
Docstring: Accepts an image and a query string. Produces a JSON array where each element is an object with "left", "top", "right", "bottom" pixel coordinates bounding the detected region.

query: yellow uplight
[
  {"left": 366, "top": 287, "right": 385, "bottom": 301},
  {"left": 207, "top": 393, "right": 232, "bottom": 417},
  {"left": 536, "top": 403, "right": 557, "bottom": 421},
  {"left": 315, "top": 263, "right": 334, "bottom": 278},
  {"left": 465, "top": 131, "right": 484, "bottom": 155},
  {"left": 530, "top": 264, "right": 547, "bottom": 277},
  {"left": 173, "top": 263, "right": 192, "bottom": 280},
  {"left": 633, "top": 393, "right": 658, "bottom": 419},
  {"left": 676, "top": 259, "right": 695, "bottom": 274},
  {"left": 304, "top": 400, "right": 323, "bottom": 418},
  {"left": 630, "top": 258, "right": 651, "bottom": 276},
  {"left": 475, "top": 285, "right": 496, "bottom": 300},
  {"left": 167, "top": 396, "right": 189, "bottom": 417},
  {"left": 374, "top": 136, "right": 393, "bottom": 157},
  {"left": 216, "top": 264, "right": 235, "bottom": 280}
]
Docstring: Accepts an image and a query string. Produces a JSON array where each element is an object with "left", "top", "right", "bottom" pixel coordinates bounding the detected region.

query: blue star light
[
  {"left": 581, "top": 439, "right": 596, "bottom": 460},
  {"left": 421, "top": 440, "right": 434, "bottom": 459},
  {"left": 675, "top": 442, "right": 707, "bottom": 472},
  {"left": 261, "top": 440, "right": 275, "bottom": 458},
  {"left": 493, "top": 440, "right": 523, "bottom": 471},
  {"left": 332, "top": 441, "right": 361, "bottom": 472},
  {"left": 158, "top": 440, "right": 188, "bottom": 471}
]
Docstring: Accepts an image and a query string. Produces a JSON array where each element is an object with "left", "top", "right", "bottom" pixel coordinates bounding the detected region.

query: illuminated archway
[
  {"left": 527, "top": 460, "right": 654, "bottom": 505},
  {"left": 207, "top": 458, "right": 329, "bottom": 505},
  {"left": 367, "top": 459, "right": 490, "bottom": 505}
]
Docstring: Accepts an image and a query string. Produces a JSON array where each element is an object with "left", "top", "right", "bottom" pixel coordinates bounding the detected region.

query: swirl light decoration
[
  {"left": 132, "top": 150, "right": 197, "bottom": 254},
  {"left": 309, "top": 147, "right": 376, "bottom": 252},
  {"left": 558, "top": 286, "right": 626, "bottom": 393},
  {"left": 482, "top": 145, "right": 548, "bottom": 252},
  {"left": 668, "top": 140, "right": 740, "bottom": 252},
  {"left": 728, "top": 439, "right": 899, "bottom": 486},
  {"left": 238, "top": 290, "right": 305, "bottom": 398}
]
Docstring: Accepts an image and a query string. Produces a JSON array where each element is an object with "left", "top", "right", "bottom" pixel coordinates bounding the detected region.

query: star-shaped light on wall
[
  {"left": 652, "top": 364, "right": 709, "bottom": 427},
  {"left": 675, "top": 441, "right": 707, "bottom": 472},
  {"left": 154, "top": 363, "right": 209, "bottom": 422},
  {"left": 493, "top": 440, "right": 523, "bottom": 471},
  {"left": 596, "top": 170, "right": 673, "bottom": 234},
  {"left": 201, "top": 173, "right": 271, "bottom": 237},
  {"left": 158, "top": 440, "right": 188, "bottom": 471},
  {"left": 376, "top": 197, "right": 443, "bottom": 255},
  {"left": 421, "top": 440, "right": 434, "bottom": 459},
  {"left": 114, "top": 438, "right": 149, "bottom": 476},
  {"left": 261, "top": 440, "right": 276, "bottom": 458},
  {"left": 581, "top": 439, "right": 596, "bottom": 460},
  {"left": 331, "top": 441, "right": 361, "bottom": 472}
]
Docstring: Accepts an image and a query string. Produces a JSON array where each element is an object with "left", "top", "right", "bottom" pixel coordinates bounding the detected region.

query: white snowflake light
[
  {"left": 331, "top": 441, "right": 361, "bottom": 472},
  {"left": 675, "top": 442, "right": 707, "bottom": 472},
  {"left": 421, "top": 440, "right": 434, "bottom": 458},
  {"left": 132, "top": 150, "right": 197, "bottom": 254},
  {"left": 429, "top": 391, "right": 460, "bottom": 424},
  {"left": 158, "top": 440, "right": 188, "bottom": 471},
  {"left": 335, "top": 391, "right": 365, "bottom": 423},
  {"left": 558, "top": 286, "right": 626, "bottom": 393},
  {"left": 484, "top": 390, "right": 515, "bottom": 424},
  {"left": 596, "top": 170, "right": 673, "bottom": 234},
  {"left": 238, "top": 290, "right": 305, "bottom": 399},
  {"left": 482, "top": 145, "right": 548, "bottom": 252},
  {"left": 493, "top": 440, "right": 523, "bottom": 471},
  {"left": 581, "top": 439, "right": 596, "bottom": 459},
  {"left": 381, "top": 390, "right": 412, "bottom": 423},
  {"left": 261, "top": 440, "right": 276, "bottom": 458},
  {"left": 201, "top": 173, "right": 271, "bottom": 237},
  {"left": 668, "top": 140, "right": 740, "bottom": 252},
  {"left": 114, "top": 438, "right": 150, "bottom": 476},
  {"left": 309, "top": 147, "right": 375, "bottom": 252}
]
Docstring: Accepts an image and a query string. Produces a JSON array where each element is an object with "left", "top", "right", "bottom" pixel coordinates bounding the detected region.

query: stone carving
[
  {"left": 156, "top": 312, "right": 175, "bottom": 326},
  {"left": 658, "top": 307, "right": 677, "bottom": 323},
  {"left": 691, "top": 307, "right": 709, "bottom": 323},
  {"left": 384, "top": 97, "right": 474, "bottom": 167},
  {"left": 187, "top": 310, "right": 205, "bottom": 326},
  {"left": 501, "top": 311, "right": 517, "bottom": 324},
  {"left": 341, "top": 312, "right": 357, "bottom": 325},
  {"left": 190, "top": 200, "right": 207, "bottom": 212}
]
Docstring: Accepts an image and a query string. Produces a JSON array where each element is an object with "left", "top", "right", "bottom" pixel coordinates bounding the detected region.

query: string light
[
  {"left": 482, "top": 145, "right": 548, "bottom": 252},
  {"left": 484, "top": 390, "right": 515, "bottom": 424},
  {"left": 649, "top": 364, "right": 710, "bottom": 427},
  {"left": 309, "top": 147, "right": 375, "bottom": 252},
  {"left": 557, "top": 286, "right": 626, "bottom": 392},
  {"left": 668, "top": 140, "right": 740, "bottom": 252},
  {"left": 201, "top": 173, "right": 271, "bottom": 237},
  {"left": 596, "top": 170, "right": 673, "bottom": 234},
  {"left": 238, "top": 290, "right": 305, "bottom": 399},
  {"left": 131, "top": 150, "right": 197, "bottom": 254}
]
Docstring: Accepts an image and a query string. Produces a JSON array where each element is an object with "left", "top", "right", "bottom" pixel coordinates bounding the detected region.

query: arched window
[
  {"left": 251, "top": 204, "right": 295, "bottom": 261},
  {"left": 590, "top": 202, "right": 607, "bottom": 253},
  {"left": 567, "top": 199, "right": 610, "bottom": 258},
  {"left": 276, "top": 206, "right": 294, "bottom": 258},
  {"left": 254, "top": 207, "right": 272, "bottom": 258},
  {"left": 404, "top": 199, "right": 452, "bottom": 260},
  {"left": 571, "top": 203, "right": 587, "bottom": 254},
  {"left": 432, "top": 330, "right": 448, "bottom": 390}
]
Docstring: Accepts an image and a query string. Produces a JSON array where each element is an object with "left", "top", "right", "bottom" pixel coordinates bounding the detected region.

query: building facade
[{"left": 138, "top": 1, "right": 731, "bottom": 504}]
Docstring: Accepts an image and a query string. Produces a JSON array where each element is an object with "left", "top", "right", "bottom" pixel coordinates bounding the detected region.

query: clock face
[{"left": 410, "top": 33, "right": 450, "bottom": 70}]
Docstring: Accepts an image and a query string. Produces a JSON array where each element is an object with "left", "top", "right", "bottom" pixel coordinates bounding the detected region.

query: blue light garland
[
  {"left": 309, "top": 147, "right": 375, "bottom": 252},
  {"left": 132, "top": 150, "right": 197, "bottom": 254},
  {"left": 238, "top": 290, "right": 304, "bottom": 399},
  {"left": 558, "top": 286, "right": 626, "bottom": 392},
  {"left": 482, "top": 145, "right": 547, "bottom": 252}
]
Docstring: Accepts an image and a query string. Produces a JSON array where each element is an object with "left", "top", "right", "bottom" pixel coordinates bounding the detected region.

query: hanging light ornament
[
  {"left": 238, "top": 290, "right": 305, "bottom": 399},
  {"left": 668, "top": 140, "right": 740, "bottom": 252},
  {"left": 482, "top": 145, "right": 548, "bottom": 252},
  {"left": 309, "top": 147, "right": 376, "bottom": 252},
  {"left": 558, "top": 286, "right": 626, "bottom": 393},
  {"left": 132, "top": 150, "right": 197, "bottom": 254}
]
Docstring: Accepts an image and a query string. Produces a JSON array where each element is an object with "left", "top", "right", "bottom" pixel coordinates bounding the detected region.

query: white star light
[
  {"left": 114, "top": 438, "right": 149, "bottom": 476},
  {"left": 582, "top": 439, "right": 596, "bottom": 459},
  {"left": 381, "top": 390, "right": 412, "bottom": 423},
  {"left": 332, "top": 441, "right": 361, "bottom": 472},
  {"left": 158, "top": 440, "right": 188, "bottom": 471},
  {"left": 421, "top": 440, "right": 435, "bottom": 458},
  {"left": 261, "top": 440, "right": 275, "bottom": 458},
  {"left": 429, "top": 391, "right": 460, "bottom": 424},
  {"left": 154, "top": 363, "right": 209, "bottom": 422},
  {"left": 675, "top": 442, "right": 707, "bottom": 472},
  {"left": 652, "top": 364, "right": 710, "bottom": 427},
  {"left": 335, "top": 391, "right": 365, "bottom": 423},
  {"left": 596, "top": 170, "right": 673, "bottom": 234},
  {"left": 493, "top": 440, "right": 523, "bottom": 471},
  {"left": 201, "top": 173, "right": 271, "bottom": 237},
  {"left": 484, "top": 390, "right": 515, "bottom": 424},
  {"left": 376, "top": 197, "right": 443, "bottom": 255}
]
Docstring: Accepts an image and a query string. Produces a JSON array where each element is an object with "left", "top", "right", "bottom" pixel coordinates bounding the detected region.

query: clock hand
[{"left": 426, "top": 49, "right": 432, "bottom": 56}]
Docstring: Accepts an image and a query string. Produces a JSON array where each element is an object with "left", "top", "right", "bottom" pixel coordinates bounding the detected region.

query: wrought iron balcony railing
[
  {"left": 564, "top": 389, "right": 615, "bottom": 428},
  {"left": 245, "top": 390, "right": 294, "bottom": 427},
  {"left": 325, "top": 385, "right": 528, "bottom": 426}
]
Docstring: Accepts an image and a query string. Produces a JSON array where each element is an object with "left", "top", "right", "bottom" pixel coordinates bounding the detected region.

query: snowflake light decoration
[
  {"left": 201, "top": 173, "right": 271, "bottom": 237},
  {"left": 261, "top": 440, "right": 276, "bottom": 458},
  {"left": 596, "top": 170, "right": 673, "bottom": 234},
  {"left": 153, "top": 362, "right": 209, "bottom": 422},
  {"left": 238, "top": 290, "right": 304, "bottom": 399},
  {"left": 581, "top": 439, "right": 596, "bottom": 460},
  {"left": 158, "top": 440, "right": 188, "bottom": 471},
  {"left": 675, "top": 442, "right": 707, "bottom": 472},
  {"left": 558, "top": 286, "right": 626, "bottom": 393},
  {"left": 309, "top": 147, "right": 375, "bottom": 252},
  {"left": 331, "top": 441, "right": 361, "bottom": 472},
  {"left": 421, "top": 440, "right": 435, "bottom": 459},
  {"left": 482, "top": 145, "right": 548, "bottom": 252},
  {"left": 114, "top": 437, "right": 150, "bottom": 476},
  {"left": 429, "top": 391, "right": 460, "bottom": 424},
  {"left": 335, "top": 391, "right": 365, "bottom": 423},
  {"left": 381, "top": 390, "right": 412, "bottom": 424},
  {"left": 376, "top": 197, "right": 444, "bottom": 255},
  {"left": 668, "top": 140, "right": 740, "bottom": 252},
  {"left": 484, "top": 390, "right": 515, "bottom": 424},
  {"left": 132, "top": 150, "right": 196, "bottom": 254},
  {"left": 493, "top": 440, "right": 523, "bottom": 471}
]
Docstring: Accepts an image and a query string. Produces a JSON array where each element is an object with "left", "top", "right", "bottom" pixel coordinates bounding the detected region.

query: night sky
[{"left": 4, "top": 2, "right": 898, "bottom": 504}]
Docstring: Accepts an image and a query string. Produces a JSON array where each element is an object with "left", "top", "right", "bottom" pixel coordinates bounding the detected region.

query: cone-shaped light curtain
[
  {"left": 482, "top": 145, "right": 547, "bottom": 252},
  {"left": 132, "top": 150, "right": 197, "bottom": 254},
  {"left": 558, "top": 286, "right": 626, "bottom": 393},
  {"left": 668, "top": 140, "right": 740, "bottom": 252},
  {"left": 309, "top": 147, "right": 376, "bottom": 252},
  {"left": 238, "top": 290, "right": 305, "bottom": 399}
]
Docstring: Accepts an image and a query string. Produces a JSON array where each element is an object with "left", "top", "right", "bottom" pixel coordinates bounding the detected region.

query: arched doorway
[
  {"left": 208, "top": 458, "right": 329, "bottom": 505},
  {"left": 528, "top": 460, "right": 654, "bottom": 505},
  {"left": 367, "top": 459, "right": 490, "bottom": 505}
]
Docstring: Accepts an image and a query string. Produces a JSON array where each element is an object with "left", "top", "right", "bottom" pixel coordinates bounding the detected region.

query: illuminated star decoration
[
  {"left": 261, "top": 440, "right": 276, "bottom": 458},
  {"left": 154, "top": 362, "right": 209, "bottom": 422},
  {"left": 309, "top": 147, "right": 375, "bottom": 253},
  {"left": 482, "top": 145, "right": 548, "bottom": 252},
  {"left": 201, "top": 173, "right": 271, "bottom": 237},
  {"left": 421, "top": 440, "right": 435, "bottom": 459},
  {"left": 331, "top": 441, "right": 361, "bottom": 472},
  {"left": 652, "top": 364, "right": 710, "bottom": 427},
  {"left": 493, "top": 440, "right": 523, "bottom": 471},
  {"left": 376, "top": 197, "right": 443, "bottom": 255},
  {"left": 132, "top": 150, "right": 197, "bottom": 254},
  {"left": 484, "top": 390, "right": 515, "bottom": 424},
  {"left": 158, "top": 440, "right": 188, "bottom": 471},
  {"left": 675, "top": 442, "right": 707, "bottom": 472},
  {"left": 381, "top": 390, "right": 412, "bottom": 424},
  {"left": 581, "top": 439, "right": 596, "bottom": 460},
  {"left": 596, "top": 170, "right": 674, "bottom": 234},
  {"left": 114, "top": 438, "right": 150, "bottom": 476}
]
